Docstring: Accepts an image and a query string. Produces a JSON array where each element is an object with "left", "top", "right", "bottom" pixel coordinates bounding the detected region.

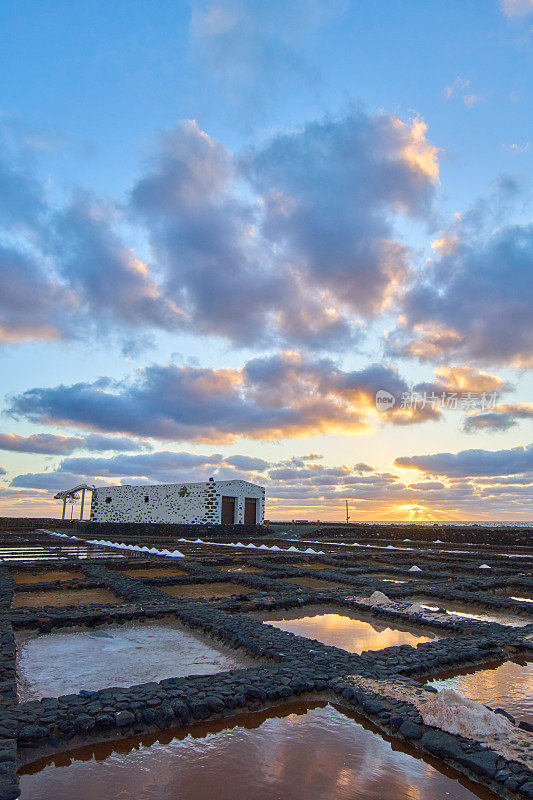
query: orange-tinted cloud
[{"left": 8, "top": 353, "right": 441, "bottom": 444}]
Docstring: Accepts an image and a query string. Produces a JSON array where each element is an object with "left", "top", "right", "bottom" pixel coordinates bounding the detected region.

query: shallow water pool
[
  {"left": 423, "top": 659, "right": 533, "bottom": 724},
  {"left": 19, "top": 703, "right": 498, "bottom": 800},
  {"left": 261, "top": 608, "right": 435, "bottom": 653}
]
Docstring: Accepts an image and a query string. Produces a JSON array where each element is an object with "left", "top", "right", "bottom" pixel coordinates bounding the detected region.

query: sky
[{"left": 0, "top": 0, "right": 532, "bottom": 522}]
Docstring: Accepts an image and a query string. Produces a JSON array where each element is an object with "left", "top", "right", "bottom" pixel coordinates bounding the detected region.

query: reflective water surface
[
  {"left": 19, "top": 703, "right": 498, "bottom": 800},
  {"left": 161, "top": 582, "right": 258, "bottom": 598},
  {"left": 367, "top": 574, "right": 407, "bottom": 584},
  {"left": 262, "top": 610, "right": 435, "bottom": 653},
  {"left": 423, "top": 659, "right": 533, "bottom": 724},
  {"left": 411, "top": 598, "right": 530, "bottom": 627},
  {"left": 0, "top": 547, "right": 124, "bottom": 561}
]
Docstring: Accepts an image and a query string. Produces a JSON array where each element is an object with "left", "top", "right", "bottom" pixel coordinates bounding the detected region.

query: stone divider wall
[{"left": 1, "top": 549, "right": 532, "bottom": 799}]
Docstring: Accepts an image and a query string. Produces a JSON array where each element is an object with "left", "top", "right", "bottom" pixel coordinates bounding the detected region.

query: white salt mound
[
  {"left": 409, "top": 565, "right": 422, "bottom": 572},
  {"left": 479, "top": 564, "right": 491, "bottom": 569},
  {"left": 408, "top": 603, "right": 424, "bottom": 613},
  {"left": 367, "top": 591, "right": 392, "bottom": 606},
  {"left": 420, "top": 688, "right": 511, "bottom": 737}
]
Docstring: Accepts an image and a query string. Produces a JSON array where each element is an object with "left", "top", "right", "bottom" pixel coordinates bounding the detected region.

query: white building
[{"left": 89, "top": 478, "right": 265, "bottom": 525}]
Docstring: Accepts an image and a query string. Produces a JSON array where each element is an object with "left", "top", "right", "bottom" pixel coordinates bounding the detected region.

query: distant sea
[{"left": 284, "top": 520, "right": 533, "bottom": 527}]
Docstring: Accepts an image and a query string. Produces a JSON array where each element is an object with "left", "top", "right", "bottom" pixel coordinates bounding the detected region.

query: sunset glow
[{"left": 0, "top": 1, "right": 531, "bottom": 522}]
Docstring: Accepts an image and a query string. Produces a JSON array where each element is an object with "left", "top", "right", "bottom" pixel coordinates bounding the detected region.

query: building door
[
  {"left": 244, "top": 498, "right": 257, "bottom": 525},
  {"left": 221, "top": 496, "right": 236, "bottom": 524}
]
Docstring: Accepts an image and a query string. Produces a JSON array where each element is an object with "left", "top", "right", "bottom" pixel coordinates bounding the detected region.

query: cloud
[
  {"left": 9, "top": 450, "right": 270, "bottom": 492},
  {"left": 463, "top": 93, "right": 485, "bottom": 108},
  {"left": 387, "top": 220, "right": 533, "bottom": 367},
  {"left": 189, "top": 0, "right": 346, "bottom": 112},
  {"left": 443, "top": 78, "right": 486, "bottom": 109},
  {"left": 0, "top": 124, "right": 46, "bottom": 229},
  {"left": 1, "top": 110, "right": 438, "bottom": 352},
  {"left": 0, "top": 487, "right": 41, "bottom": 498},
  {"left": 10, "top": 471, "right": 103, "bottom": 492},
  {"left": 58, "top": 451, "right": 226, "bottom": 482},
  {"left": 10, "top": 450, "right": 273, "bottom": 488},
  {"left": 503, "top": 142, "right": 530, "bottom": 153},
  {"left": 444, "top": 77, "right": 470, "bottom": 100},
  {"left": 430, "top": 365, "right": 511, "bottom": 394},
  {"left": 274, "top": 453, "right": 324, "bottom": 468},
  {"left": 0, "top": 432, "right": 152, "bottom": 454},
  {"left": 431, "top": 234, "right": 459, "bottom": 255},
  {"left": 408, "top": 481, "right": 445, "bottom": 490},
  {"left": 0, "top": 128, "right": 181, "bottom": 345},
  {"left": 129, "top": 112, "right": 438, "bottom": 349},
  {"left": 0, "top": 466, "right": 6, "bottom": 476},
  {"left": 8, "top": 449, "right": 533, "bottom": 521},
  {"left": 244, "top": 113, "right": 437, "bottom": 315},
  {"left": 262, "top": 457, "right": 533, "bottom": 520},
  {"left": 51, "top": 192, "right": 184, "bottom": 333},
  {"left": 83, "top": 434, "right": 153, "bottom": 452},
  {"left": 0, "top": 246, "right": 66, "bottom": 344},
  {"left": 464, "top": 403, "right": 533, "bottom": 432},
  {"left": 8, "top": 352, "right": 440, "bottom": 444},
  {"left": 394, "top": 444, "right": 533, "bottom": 478},
  {"left": 223, "top": 455, "right": 270, "bottom": 471},
  {"left": 500, "top": 0, "right": 533, "bottom": 17}
]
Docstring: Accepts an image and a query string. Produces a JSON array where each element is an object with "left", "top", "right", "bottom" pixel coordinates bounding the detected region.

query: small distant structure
[
  {"left": 88, "top": 478, "right": 265, "bottom": 525},
  {"left": 54, "top": 484, "right": 95, "bottom": 520}
]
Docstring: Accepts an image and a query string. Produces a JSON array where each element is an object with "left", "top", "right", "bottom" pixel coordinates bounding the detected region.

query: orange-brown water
[
  {"left": 366, "top": 574, "right": 407, "bottom": 583},
  {"left": 497, "top": 589, "right": 533, "bottom": 602},
  {"left": 423, "top": 659, "right": 533, "bottom": 724},
  {"left": 261, "top": 609, "right": 435, "bottom": 653},
  {"left": 12, "top": 570, "right": 84, "bottom": 583},
  {"left": 286, "top": 576, "right": 350, "bottom": 590},
  {"left": 18, "top": 703, "right": 498, "bottom": 800},
  {"left": 161, "top": 582, "right": 258, "bottom": 599},
  {"left": 12, "top": 588, "right": 120, "bottom": 608},
  {"left": 119, "top": 568, "right": 186, "bottom": 577}
]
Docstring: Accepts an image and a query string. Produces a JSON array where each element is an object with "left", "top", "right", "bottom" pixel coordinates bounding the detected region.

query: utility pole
[{"left": 345, "top": 499, "right": 350, "bottom": 525}]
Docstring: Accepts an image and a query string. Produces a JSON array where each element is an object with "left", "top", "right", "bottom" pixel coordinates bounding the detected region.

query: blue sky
[{"left": 0, "top": 0, "right": 532, "bottom": 520}]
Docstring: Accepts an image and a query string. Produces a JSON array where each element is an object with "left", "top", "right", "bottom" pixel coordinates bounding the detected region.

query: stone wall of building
[{"left": 90, "top": 479, "right": 265, "bottom": 525}]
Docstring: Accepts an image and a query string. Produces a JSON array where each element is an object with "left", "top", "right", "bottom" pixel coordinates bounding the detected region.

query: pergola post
[
  {"left": 80, "top": 488, "right": 86, "bottom": 520},
  {"left": 62, "top": 497, "right": 67, "bottom": 520}
]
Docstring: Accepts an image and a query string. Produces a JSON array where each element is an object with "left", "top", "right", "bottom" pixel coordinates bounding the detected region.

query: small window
[
  {"left": 105, "top": 497, "right": 112, "bottom": 504},
  {"left": 144, "top": 496, "right": 149, "bottom": 503}
]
